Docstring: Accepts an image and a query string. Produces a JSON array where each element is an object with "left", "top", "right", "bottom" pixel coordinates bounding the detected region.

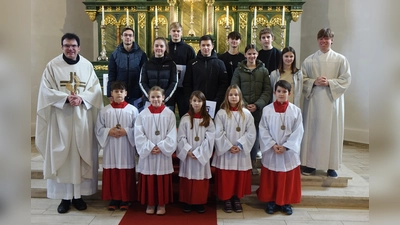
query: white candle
[
  {"left": 226, "top": 6, "right": 229, "bottom": 26},
  {"left": 254, "top": 7, "right": 257, "bottom": 26},
  {"left": 101, "top": 6, "right": 104, "bottom": 25},
  {"left": 155, "top": 6, "right": 158, "bottom": 26},
  {"left": 126, "top": 8, "right": 129, "bottom": 26},
  {"left": 282, "top": 6, "right": 285, "bottom": 26}
]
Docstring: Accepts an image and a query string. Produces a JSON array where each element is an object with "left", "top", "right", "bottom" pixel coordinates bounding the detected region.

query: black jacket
[
  {"left": 183, "top": 50, "right": 228, "bottom": 109},
  {"left": 107, "top": 42, "right": 148, "bottom": 103},
  {"left": 139, "top": 55, "right": 178, "bottom": 106},
  {"left": 168, "top": 40, "right": 196, "bottom": 65}
]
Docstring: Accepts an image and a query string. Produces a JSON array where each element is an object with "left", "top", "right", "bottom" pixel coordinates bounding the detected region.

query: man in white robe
[
  {"left": 35, "top": 33, "right": 103, "bottom": 213},
  {"left": 300, "top": 28, "right": 351, "bottom": 178}
]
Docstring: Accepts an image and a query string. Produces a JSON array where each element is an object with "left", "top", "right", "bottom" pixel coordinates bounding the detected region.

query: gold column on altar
[
  {"left": 205, "top": 0, "right": 215, "bottom": 35},
  {"left": 168, "top": 0, "right": 177, "bottom": 23}
]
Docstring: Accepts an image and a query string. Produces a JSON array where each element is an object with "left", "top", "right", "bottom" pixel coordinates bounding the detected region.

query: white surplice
[
  {"left": 134, "top": 107, "right": 177, "bottom": 175},
  {"left": 259, "top": 103, "right": 304, "bottom": 172},
  {"left": 95, "top": 104, "right": 139, "bottom": 169},
  {"left": 212, "top": 109, "right": 256, "bottom": 170},
  {"left": 300, "top": 49, "right": 351, "bottom": 170},
  {"left": 176, "top": 114, "right": 215, "bottom": 179},
  {"left": 35, "top": 54, "right": 103, "bottom": 199}
]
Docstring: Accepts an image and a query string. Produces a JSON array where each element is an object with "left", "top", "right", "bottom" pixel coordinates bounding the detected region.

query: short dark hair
[
  {"left": 61, "top": 33, "right": 80, "bottom": 46},
  {"left": 199, "top": 35, "right": 213, "bottom": 44},
  {"left": 111, "top": 81, "right": 127, "bottom": 91},
  {"left": 275, "top": 80, "right": 291, "bottom": 93},
  {"left": 317, "top": 28, "right": 334, "bottom": 39},
  {"left": 121, "top": 27, "right": 135, "bottom": 36},
  {"left": 227, "top": 31, "right": 241, "bottom": 40},
  {"left": 244, "top": 44, "right": 257, "bottom": 53}
]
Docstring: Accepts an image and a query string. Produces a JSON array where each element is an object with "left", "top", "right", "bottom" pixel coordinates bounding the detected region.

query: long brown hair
[
  {"left": 278, "top": 46, "right": 299, "bottom": 74},
  {"left": 188, "top": 91, "right": 211, "bottom": 129},
  {"left": 220, "top": 85, "right": 245, "bottom": 120}
]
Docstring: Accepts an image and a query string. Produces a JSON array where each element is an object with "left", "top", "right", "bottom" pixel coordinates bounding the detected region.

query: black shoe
[
  {"left": 327, "top": 169, "right": 338, "bottom": 178},
  {"left": 183, "top": 203, "right": 192, "bottom": 213},
  {"left": 108, "top": 200, "right": 120, "bottom": 211},
  {"left": 72, "top": 198, "right": 87, "bottom": 211},
  {"left": 57, "top": 199, "right": 71, "bottom": 213},
  {"left": 281, "top": 204, "right": 293, "bottom": 215},
  {"left": 302, "top": 167, "right": 316, "bottom": 176},
  {"left": 120, "top": 201, "right": 129, "bottom": 211},
  {"left": 195, "top": 204, "right": 205, "bottom": 213},
  {"left": 223, "top": 200, "right": 233, "bottom": 213},
  {"left": 231, "top": 197, "right": 242, "bottom": 213},
  {"left": 265, "top": 201, "right": 276, "bottom": 214}
]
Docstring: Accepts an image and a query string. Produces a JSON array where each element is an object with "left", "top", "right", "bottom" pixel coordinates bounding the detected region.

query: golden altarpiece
[{"left": 82, "top": 0, "right": 305, "bottom": 82}]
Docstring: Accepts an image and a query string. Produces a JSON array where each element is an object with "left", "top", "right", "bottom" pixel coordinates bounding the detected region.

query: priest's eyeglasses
[{"left": 62, "top": 44, "right": 78, "bottom": 48}]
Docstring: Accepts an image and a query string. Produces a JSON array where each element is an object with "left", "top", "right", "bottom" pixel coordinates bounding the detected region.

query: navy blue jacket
[{"left": 107, "top": 42, "right": 148, "bottom": 103}]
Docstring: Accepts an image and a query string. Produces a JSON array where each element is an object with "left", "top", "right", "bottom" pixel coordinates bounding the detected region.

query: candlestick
[
  {"left": 126, "top": 9, "right": 129, "bottom": 27},
  {"left": 101, "top": 6, "right": 104, "bottom": 25},
  {"left": 98, "top": 25, "right": 108, "bottom": 61},
  {"left": 254, "top": 7, "right": 257, "bottom": 26},
  {"left": 155, "top": 6, "right": 158, "bottom": 26},
  {"left": 226, "top": 6, "right": 229, "bottom": 26},
  {"left": 282, "top": 6, "right": 285, "bottom": 26}
]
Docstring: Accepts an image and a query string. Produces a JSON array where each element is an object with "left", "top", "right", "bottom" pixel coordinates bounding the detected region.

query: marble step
[
  {"left": 31, "top": 163, "right": 368, "bottom": 208},
  {"left": 32, "top": 150, "right": 352, "bottom": 187}
]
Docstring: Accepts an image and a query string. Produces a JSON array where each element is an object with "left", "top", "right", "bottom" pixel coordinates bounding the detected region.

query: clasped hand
[
  {"left": 68, "top": 92, "right": 82, "bottom": 106},
  {"left": 108, "top": 127, "right": 127, "bottom": 138},
  {"left": 273, "top": 144, "right": 286, "bottom": 154},
  {"left": 151, "top": 146, "right": 161, "bottom": 155},
  {"left": 314, "top": 76, "right": 329, "bottom": 86},
  {"left": 230, "top": 146, "right": 240, "bottom": 154}
]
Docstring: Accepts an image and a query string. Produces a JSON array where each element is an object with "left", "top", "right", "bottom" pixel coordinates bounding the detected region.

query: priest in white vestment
[
  {"left": 35, "top": 33, "right": 103, "bottom": 213},
  {"left": 300, "top": 28, "right": 351, "bottom": 178}
]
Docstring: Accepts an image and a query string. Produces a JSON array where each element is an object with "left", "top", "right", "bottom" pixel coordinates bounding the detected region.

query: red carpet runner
[{"left": 119, "top": 201, "right": 217, "bottom": 225}]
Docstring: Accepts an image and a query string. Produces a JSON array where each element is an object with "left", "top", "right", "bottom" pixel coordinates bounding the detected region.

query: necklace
[
  {"left": 152, "top": 114, "right": 161, "bottom": 135},
  {"left": 232, "top": 111, "right": 241, "bottom": 132},
  {"left": 279, "top": 111, "right": 286, "bottom": 130},
  {"left": 194, "top": 119, "right": 200, "bottom": 141},
  {"left": 115, "top": 108, "right": 122, "bottom": 129}
]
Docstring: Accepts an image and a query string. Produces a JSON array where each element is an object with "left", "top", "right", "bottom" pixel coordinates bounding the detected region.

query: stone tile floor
[{"left": 31, "top": 140, "right": 369, "bottom": 225}]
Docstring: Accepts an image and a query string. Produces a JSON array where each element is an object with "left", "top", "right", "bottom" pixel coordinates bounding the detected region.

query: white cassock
[
  {"left": 212, "top": 109, "right": 256, "bottom": 170},
  {"left": 35, "top": 54, "right": 103, "bottom": 199},
  {"left": 95, "top": 104, "right": 139, "bottom": 169},
  {"left": 134, "top": 107, "right": 177, "bottom": 175},
  {"left": 259, "top": 103, "right": 304, "bottom": 172},
  {"left": 176, "top": 115, "right": 215, "bottom": 179},
  {"left": 300, "top": 49, "right": 351, "bottom": 170}
]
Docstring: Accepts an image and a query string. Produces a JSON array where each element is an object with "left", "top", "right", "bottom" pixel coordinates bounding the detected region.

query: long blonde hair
[{"left": 220, "top": 84, "right": 245, "bottom": 120}]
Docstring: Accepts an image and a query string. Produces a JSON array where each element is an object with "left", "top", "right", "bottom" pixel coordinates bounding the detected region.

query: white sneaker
[
  {"left": 256, "top": 151, "right": 262, "bottom": 159},
  {"left": 146, "top": 205, "right": 155, "bottom": 214},
  {"left": 156, "top": 205, "right": 166, "bottom": 215}
]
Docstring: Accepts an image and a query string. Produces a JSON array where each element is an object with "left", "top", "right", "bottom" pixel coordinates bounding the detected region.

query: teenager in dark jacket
[
  {"left": 108, "top": 28, "right": 148, "bottom": 105},
  {"left": 139, "top": 37, "right": 178, "bottom": 109},
  {"left": 183, "top": 35, "right": 228, "bottom": 111},
  {"left": 168, "top": 22, "right": 196, "bottom": 117}
]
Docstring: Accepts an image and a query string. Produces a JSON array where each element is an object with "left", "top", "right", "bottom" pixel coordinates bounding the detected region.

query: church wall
[
  {"left": 31, "top": 0, "right": 94, "bottom": 136},
  {"left": 30, "top": 0, "right": 369, "bottom": 144},
  {"left": 300, "top": 0, "right": 369, "bottom": 144}
]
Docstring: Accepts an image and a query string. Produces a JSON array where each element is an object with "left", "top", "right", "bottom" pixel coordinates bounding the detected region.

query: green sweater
[{"left": 231, "top": 59, "right": 272, "bottom": 126}]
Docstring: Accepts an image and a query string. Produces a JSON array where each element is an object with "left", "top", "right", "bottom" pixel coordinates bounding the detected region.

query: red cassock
[
  {"left": 214, "top": 168, "right": 252, "bottom": 201},
  {"left": 102, "top": 168, "right": 137, "bottom": 202},
  {"left": 179, "top": 177, "right": 210, "bottom": 204},
  {"left": 138, "top": 173, "right": 173, "bottom": 206},
  {"left": 256, "top": 166, "right": 302, "bottom": 206}
]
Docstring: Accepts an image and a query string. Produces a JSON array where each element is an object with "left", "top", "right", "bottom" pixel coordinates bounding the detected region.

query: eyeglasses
[{"left": 63, "top": 44, "right": 78, "bottom": 48}]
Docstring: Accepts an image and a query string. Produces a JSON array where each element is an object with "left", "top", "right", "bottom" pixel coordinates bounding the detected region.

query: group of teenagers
[{"left": 35, "top": 21, "right": 351, "bottom": 218}]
